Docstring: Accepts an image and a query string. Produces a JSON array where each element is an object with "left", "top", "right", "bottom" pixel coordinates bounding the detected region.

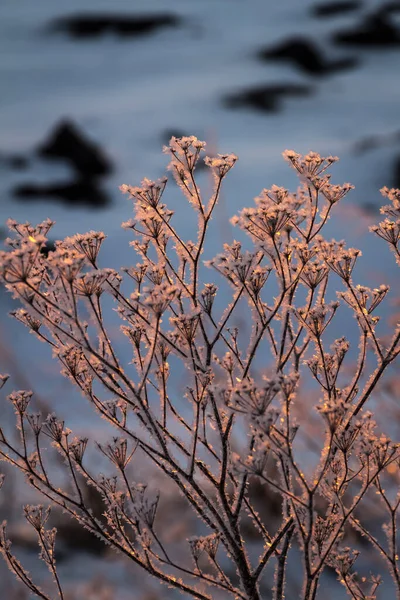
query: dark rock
[
  {"left": 353, "top": 134, "right": 381, "bottom": 154},
  {"left": 224, "top": 83, "right": 313, "bottom": 113},
  {"left": 378, "top": 2, "right": 400, "bottom": 17},
  {"left": 9, "top": 155, "right": 28, "bottom": 169},
  {"left": 38, "top": 120, "right": 112, "bottom": 177},
  {"left": 353, "top": 129, "right": 400, "bottom": 154},
  {"left": 13, "top": 179, "right": 110, "bottom": 208},
  {"left": 240, "top": 477, "right": 282, "bottom": 541},
  {"left": 48, "top": 13, "right": 181, "bottom": 39},
  {"left": 258, "top": 38, "right": 358, "bottom": 76},
  {"left": 394, "top": 156, "right": 400, "bottom": 189},
  {"left": 39, "top": 239, "right": 56, "bottom": 258},
  {"left": 53, "top": 480, "right": 110, "bottom": 556},
  {"left": 161, "top": 129, "right": 190, "bottom": 145},
  {"left": 333, "top": 13, "right": 400, "bottom": 46},
  {"left": 0, "top": 152, "right": 29, "bottom": 170},
  {"left": 161, "top": 129, "right": 210, "bottom": 170},
  {"left": 311, "top": 1, "right": 362, "bottom": 18},
  {"left": 7, "top": 523, "right": 68, "bottom": 563},
  {"left": 361, "top": 201, "right": 379, "bottom": 215}
]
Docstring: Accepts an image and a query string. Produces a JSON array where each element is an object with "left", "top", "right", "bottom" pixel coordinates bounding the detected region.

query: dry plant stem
[
  {"left": 1, "top": 443, "right": 214, "bottom": 600},
  {"left": 36, "top": 527, "right": 64, "bottom": 600},
  {"left": 274, "top": 524, "right": 295, "bottom": 600},
  {"left": 1, "top": 140, "right": 400, "bottom": 599}
]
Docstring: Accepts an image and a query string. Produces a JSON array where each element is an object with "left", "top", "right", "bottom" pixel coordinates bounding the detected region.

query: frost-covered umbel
[{"left": 1, "top": 137, "right": 400, "bottom": 599}]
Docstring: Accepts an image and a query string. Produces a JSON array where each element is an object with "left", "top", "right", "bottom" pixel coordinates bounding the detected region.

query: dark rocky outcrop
[
  {"left": 353, "top": 129, "right": 400, "bottom": 154},
  {"left": 0, "top": 152, "right": 29, "bottom": 170},
  {"left": 394, "top": 156, "right": 400, "bottom": 189},
  {"left": 378, "top": 2, "right": 400, "bottom": 17},
  {"left": 333, "top": 12, "right": 400, "bottom": 46},
  {"left": 13, "top": 179, "right": 110, "bottom": 208},
  {"left": 39, "top": 239, "right": 56, "bottom": 257},
  {"left": 48, "top": 13, "right": 181, "bottom": 39},
  {"left": 224, "top": 83, "right": 313, "bottom": 113},
  {"left": 7, "top": 120, "right": 112, "bottom": 208},
  {"left": 258, "top": 38, "right": 358, "bottom": 75},
  {"left": 161, "top": 129, "right": 209, "bottom": 170},
  {"left": 161, "top": 129, "right": 190, "bottom": 145},
  {"left": 54, "top": 482, "right": 109, "bottom": 556},
  {"left": 38, "top": 120, "right": 112, "bottom": 177},
  {"left": 311, "top": 1, "right": 362, "bottom": 18},
  {"left": 8, "top": 479, "right": 110, "bottom": 558}
]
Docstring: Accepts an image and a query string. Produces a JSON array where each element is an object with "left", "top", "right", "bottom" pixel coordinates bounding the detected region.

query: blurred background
[{"left": 1, "top": 0, "right": 400, "bottom": 597}]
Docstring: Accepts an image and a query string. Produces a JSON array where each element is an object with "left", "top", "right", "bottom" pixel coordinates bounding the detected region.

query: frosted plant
[{"left": 0, "top": 137, "right": 400, "bottom": 599}]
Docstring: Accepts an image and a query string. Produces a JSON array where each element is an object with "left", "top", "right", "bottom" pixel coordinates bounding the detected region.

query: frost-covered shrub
[{"left": 0, "top": 137, "right": 400, "bottom": 599}]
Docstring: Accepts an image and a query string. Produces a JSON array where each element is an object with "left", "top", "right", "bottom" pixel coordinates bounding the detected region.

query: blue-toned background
[{"left": 1, "top": 1, "right": 400, "bottom": 597}]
